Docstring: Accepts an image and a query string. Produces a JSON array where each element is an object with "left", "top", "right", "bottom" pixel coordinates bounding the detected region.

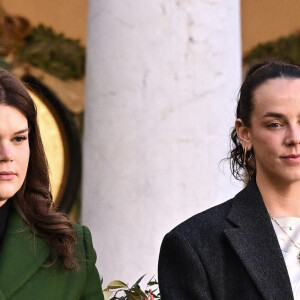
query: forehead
[
  {"left": 252, "top": 78, "right": 300, "bottom": 115},
  {"left": 0, "top": 105, "right": 27, "bottom": 127}
]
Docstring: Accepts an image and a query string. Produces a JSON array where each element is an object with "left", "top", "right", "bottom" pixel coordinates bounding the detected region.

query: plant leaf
[
  {"left": 107, "top": 280, "right": 128, "bottom": 290},
  {"left": 131, "top": 274, "right": 146, "bottom": 288},
  {"left": 131, "top": 287, "right": 147, "bottom": 297},
  {"left": 103, "top": 290, "right": 112, "bottom": 300},
  {"left": 148, "top": 280, "right": 158, "bottom": 286},
  {"left": 146, "top": 287, "right": 158, "bottom": 293},
  {"left": 125, "top": 290, "right": 141, "bottom": 300}
]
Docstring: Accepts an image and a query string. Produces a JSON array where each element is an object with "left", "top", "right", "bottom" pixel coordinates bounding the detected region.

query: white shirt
[{"left": 271, "top": 216, "right": 300, "bottom": 298}]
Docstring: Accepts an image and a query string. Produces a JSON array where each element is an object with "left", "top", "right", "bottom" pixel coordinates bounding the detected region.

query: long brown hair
[
  {"left": 0, "top": 69, "right": 77, "bottom": 269},
  {"left": 230, "top": 61, "right": 300, "bottom": 183}
]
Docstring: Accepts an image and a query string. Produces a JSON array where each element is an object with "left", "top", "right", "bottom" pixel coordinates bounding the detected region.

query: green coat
[{"left": 0, "top": 210, "right": 104, "bottom": 300}]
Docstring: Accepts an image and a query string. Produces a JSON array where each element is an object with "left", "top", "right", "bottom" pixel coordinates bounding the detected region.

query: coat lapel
[
  {"left": 0, "top": 209, "right": 49, "bottom": 298},
  {"left": 224, "top": 179, "right": 294, "bottom": 300}
]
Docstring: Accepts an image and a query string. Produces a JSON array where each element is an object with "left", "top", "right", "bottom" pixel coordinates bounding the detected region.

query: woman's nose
[
  {"left": 285, "top": 125, "right": 300, "bottom": 146},
  {"left": 0, "top": 143, "right": 13, "bottom": 161}
]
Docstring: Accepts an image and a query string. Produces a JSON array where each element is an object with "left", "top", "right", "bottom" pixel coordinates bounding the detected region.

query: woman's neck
[{"left": 256, "top": 173, "right": 300, "bottom": 217}]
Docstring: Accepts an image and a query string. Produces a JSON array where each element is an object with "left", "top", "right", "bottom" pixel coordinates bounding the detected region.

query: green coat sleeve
[{"left": 77, "top": 225, "right": 104, "bottom": 300}]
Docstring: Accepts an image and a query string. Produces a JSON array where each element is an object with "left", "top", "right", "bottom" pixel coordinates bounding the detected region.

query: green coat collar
[{"left": 0, "top": 209, "right": 49, "bottom": 298}]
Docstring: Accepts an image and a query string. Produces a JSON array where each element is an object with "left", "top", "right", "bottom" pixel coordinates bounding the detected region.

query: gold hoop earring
[
  {"left": 243, "top": 146, "right": 247, "bottom": 166},
  {"left": 243, "top": 146, "right": 253, "bottom": 166}
]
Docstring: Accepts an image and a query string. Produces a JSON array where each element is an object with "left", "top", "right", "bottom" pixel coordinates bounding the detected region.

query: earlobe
[{"left": 235, "top": 118, "right": 252, "bottom": 149}]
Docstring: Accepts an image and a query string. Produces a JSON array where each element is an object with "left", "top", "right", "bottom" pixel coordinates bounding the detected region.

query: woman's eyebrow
[
  {"left": 14, "top": 128, "right": 29, "bottom": 135},
  {"left": 262, "top": 112, "right": 284, "bottom": 118}
]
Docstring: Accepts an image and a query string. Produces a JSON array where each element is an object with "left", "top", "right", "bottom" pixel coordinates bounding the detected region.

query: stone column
[{"left": 83, "top": 0, "right": 242, "bottom": 285}]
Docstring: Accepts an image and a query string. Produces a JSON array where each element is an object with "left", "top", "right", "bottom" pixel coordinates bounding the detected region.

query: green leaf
[
  {"left": 125, "top": 290, "right": 141, "bottom": 300},
  {"left": 107, "top": 280, "right": 128, "bottom": 290},
  {"left": 146, "top": 287, "right": 158, "bottom": 293},
  {"left": 131, "top": 287, "right": 147, "bottom": 297},
  {"left": 131, "top": 274, "right": 146, "bottom": 288},
  {"left": 147, "top": 280, "right": 158, "bottom": 286}
]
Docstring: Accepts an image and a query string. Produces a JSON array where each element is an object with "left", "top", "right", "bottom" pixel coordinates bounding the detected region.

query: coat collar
[
  {"left": 224, "top": 178, "right": 294, "bottom": 300},
  {"left": 0, "top": 208, "right": 49, "bottom": 298}
]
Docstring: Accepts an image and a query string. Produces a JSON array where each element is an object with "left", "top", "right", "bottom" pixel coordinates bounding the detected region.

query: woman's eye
[
  {"left": 13, "top": 136, "right": 27, "bottom": 143},
  {"left": 267, "top": 123, "right": 281, "bottom": 128}
]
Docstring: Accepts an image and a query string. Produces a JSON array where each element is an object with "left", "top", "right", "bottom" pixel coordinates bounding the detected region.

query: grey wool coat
[{"left": 158, "top": 178, "right": 294, "bottom": 300}]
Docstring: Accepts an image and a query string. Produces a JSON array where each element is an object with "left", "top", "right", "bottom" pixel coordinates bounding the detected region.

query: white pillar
[{"left": 83, "top": 0, "right": 242, "bottom": 285}]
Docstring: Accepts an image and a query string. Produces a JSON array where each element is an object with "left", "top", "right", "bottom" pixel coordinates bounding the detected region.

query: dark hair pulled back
[{"left": 230, "top": 61, "right": 300, "bottom": 182}]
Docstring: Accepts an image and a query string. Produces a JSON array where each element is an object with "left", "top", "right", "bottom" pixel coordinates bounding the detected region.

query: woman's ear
[{"left": 235, "top": 118, "right": 252, "bottom": 149}]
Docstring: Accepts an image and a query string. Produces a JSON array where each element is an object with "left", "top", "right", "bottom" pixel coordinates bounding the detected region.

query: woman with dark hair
[
  {"left": 158, "top": 61, "right": 300, "bottom": 299},
  {"left": 0, "top": 69, "right": 103, "bottom": 299}
]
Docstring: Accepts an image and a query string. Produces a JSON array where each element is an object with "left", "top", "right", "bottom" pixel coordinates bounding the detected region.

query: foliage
[
  {"left": 0, "top": 56, "right": 12, "bottom": 70},
  {"left": 244, "top": 32, "right": 300, "bottom": 66},
  {"left": 103, "top": 275, "right": 160, "bottom": 300},
  {"left": 18, "top": 25, "right": 85, "bottom": 80}
]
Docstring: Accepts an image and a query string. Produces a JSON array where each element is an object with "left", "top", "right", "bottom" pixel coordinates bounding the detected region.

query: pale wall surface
[
  {"left": 83, "top": 0, "right": 242, "bottom": 285},
  {"left": 2, "top": 0, "right": 87, "bottom": 44},
  {"left": 242, "top": 0, "right": 300, "bottom": 55}
]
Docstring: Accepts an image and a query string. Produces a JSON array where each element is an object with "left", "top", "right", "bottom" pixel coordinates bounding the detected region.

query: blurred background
[{"left": 1, "top": 0, "right": 300, "bottom": 288}]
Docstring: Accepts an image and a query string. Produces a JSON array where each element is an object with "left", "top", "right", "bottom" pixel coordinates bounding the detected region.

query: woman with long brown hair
[
  {"left": 159, "top": 61, "right": 300, "bottom": 299},
  {"left": 0, "top": 68, "right": 103, "bottom": 299}
]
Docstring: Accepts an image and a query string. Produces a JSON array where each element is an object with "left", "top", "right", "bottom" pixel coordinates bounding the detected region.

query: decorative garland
[
  {"left": 18, "top": 25, "right": 85, "bottom": 80},
  {"left": 244, "top": 32, "right": 300, "bottom": 66},
  {"left": 0, "top": 18, "right": 85, "bottom": 80}
]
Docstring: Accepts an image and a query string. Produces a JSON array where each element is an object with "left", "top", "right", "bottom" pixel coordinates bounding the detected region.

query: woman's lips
[
  {"left": 0, "top": 171, "right": 15, "bottom": 180},
  {"left": 281, "top": 154, "right": 300, "bottom": 163}
]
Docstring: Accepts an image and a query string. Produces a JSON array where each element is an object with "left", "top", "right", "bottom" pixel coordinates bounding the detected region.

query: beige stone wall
[
  {"left": 2, "top": 0, "right": 87, "bottom": 45},
  {"left": 242, "top": 0, "right": 300, "bottom": 55}
]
